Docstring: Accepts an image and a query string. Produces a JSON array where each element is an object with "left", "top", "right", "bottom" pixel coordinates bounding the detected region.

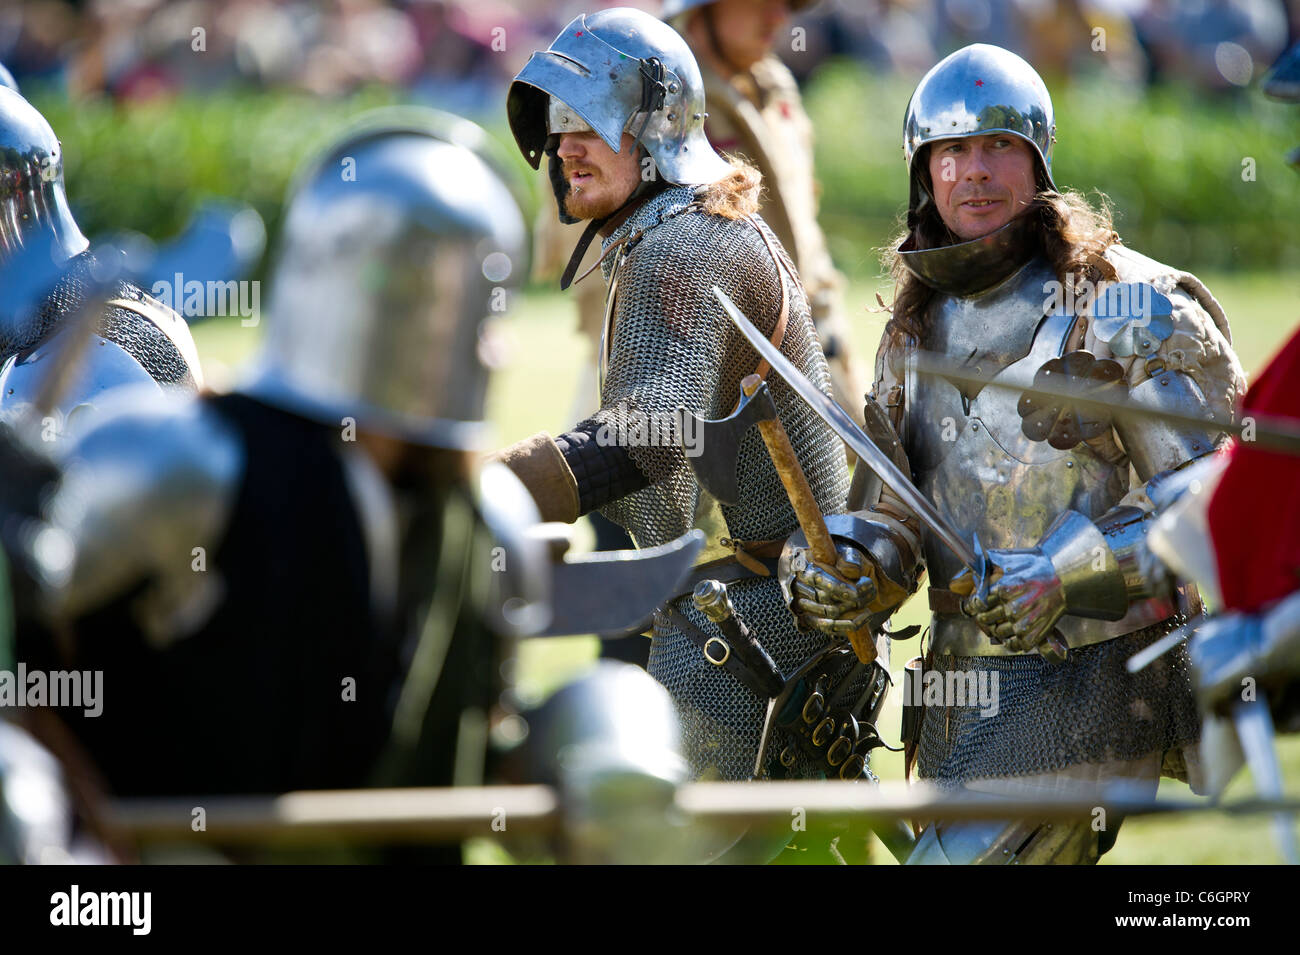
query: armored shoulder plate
[
  {"left": 1104, "top": 245, "right": 1231, "bottom": 346},
  {"left": 35, "top": 393, "right": 244, "bottom": 635}
]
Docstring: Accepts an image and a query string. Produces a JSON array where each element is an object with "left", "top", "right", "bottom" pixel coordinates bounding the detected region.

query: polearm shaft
[
  {"left": 739, "top": 373, "right": 878, "bottom": 664},
  {"left": 100, "top": 782, "right": 1300, "bottom": 845}
]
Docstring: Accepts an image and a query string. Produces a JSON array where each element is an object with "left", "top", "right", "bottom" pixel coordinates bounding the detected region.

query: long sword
[{"left": 712, "top": 286, "right": 1069, "bottom": 661}]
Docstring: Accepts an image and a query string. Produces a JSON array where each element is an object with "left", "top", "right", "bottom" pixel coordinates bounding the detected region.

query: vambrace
[
  {"left": 554, "top": 420, "right": 650, "bottom": 515},
  {"left": 1113, "top": 368, "right": 1222, "bottom": 482},
  {"left": 491, "top": 421, "right": 651, "bottom": 523},
  {"left": 1038, "top": 505, "right": 1174, "bottom": 622}
]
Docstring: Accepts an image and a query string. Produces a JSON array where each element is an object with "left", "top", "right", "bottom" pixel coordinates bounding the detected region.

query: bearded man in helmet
[
  {"left": 495, "top": 8, "right": 901, "bottom": 822},
  {"left": 662, "top": 0, "right": 865, "bottom": 415},
  {"left": 786, "top": 43, "right": 1247, "bottom": 863}
]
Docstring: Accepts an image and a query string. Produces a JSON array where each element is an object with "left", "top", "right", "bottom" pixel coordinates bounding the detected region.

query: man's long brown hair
[
  {"left": 698, "top": 155, "right": 762, "bottom": 220},
  {"left": 881, "top": 152, "right": 1121, "bottom": 358}
]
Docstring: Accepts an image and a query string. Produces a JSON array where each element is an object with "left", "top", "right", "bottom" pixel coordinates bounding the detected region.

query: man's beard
[{"left": 563, "top": 175, "right": 629, "bottom": 221}]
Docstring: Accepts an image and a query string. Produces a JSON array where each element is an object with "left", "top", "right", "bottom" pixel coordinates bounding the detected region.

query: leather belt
[{"left": 928, "top": 587, "right": 965, "bottom": 615}]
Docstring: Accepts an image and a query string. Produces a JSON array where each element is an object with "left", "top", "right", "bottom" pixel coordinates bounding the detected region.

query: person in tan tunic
[{"left": 663, "top": 0, "right": 866, "bottom": 413}]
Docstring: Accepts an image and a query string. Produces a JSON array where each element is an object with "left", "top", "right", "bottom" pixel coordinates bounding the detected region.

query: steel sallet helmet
[
  {"left": 0, "top": 88, "right": 88, "bottom": 264},
  {"left": 902, "top": 43, "right": 1057, "bottom": 223},
  {"left": 507, "top": 7, "right": 731, "bottom": 190},
  {"left": 246, "top": 109, "right": 527, "bottom": 450}
]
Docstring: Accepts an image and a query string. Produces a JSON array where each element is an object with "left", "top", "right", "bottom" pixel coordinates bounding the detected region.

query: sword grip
[{"left": 741, "top": 374, "right": 877, "bottom": 666}]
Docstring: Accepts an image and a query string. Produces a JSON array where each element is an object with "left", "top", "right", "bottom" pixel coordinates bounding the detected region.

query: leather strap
[
  {"left": 662, "top": 605, "right": 776, "bottom": 699},
  {"left": 678, "top": 551, "right": 780, "bottom": 599},
  {"left": 743, "top": 214, "right": 792, "bottom": 384},
  {"left": 928, "top": 587, "right": 965, "bottom": 616}
]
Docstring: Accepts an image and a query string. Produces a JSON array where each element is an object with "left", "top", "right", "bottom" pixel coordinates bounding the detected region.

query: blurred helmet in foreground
[
  {"left": 248, "top": 109, "right": 527, "bottom": 450},
  {"left": 0, "top": 88, "right": 88, "bottom": 265}
]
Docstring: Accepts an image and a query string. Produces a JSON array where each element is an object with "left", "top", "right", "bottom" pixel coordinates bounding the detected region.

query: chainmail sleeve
[{"left": 593, "top": 189, "right": 848, "bottom": 550}]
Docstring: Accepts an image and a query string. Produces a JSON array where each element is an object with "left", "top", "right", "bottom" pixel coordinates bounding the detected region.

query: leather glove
[
  {"left": 787, "top": 543, "right": 878, "bottom": 637},
  {"left": 951, "top": 547, "right": 1066, "bottom": 653}
]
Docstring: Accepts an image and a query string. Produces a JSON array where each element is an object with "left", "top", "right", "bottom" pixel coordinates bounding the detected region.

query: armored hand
[
  {"left": 1190, "top": 591, "right": 1300, "bottom": 715},
  {"left": 955, "top": 548, "right": 1066, "bottom": 652},
  {"left": 786, "top": 543, "right": 879, "bottom": 636},
  {"left": 954, "top": 509, "right": 1141, "bottom": 652}
]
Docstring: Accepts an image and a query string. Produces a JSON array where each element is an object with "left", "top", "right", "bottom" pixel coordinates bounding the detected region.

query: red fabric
[{"left": 1207, "top": 325, "right": 1300, "bottom": 611}]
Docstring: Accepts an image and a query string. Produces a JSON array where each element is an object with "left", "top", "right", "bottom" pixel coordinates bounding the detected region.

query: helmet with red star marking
[{"left": 902, "top": 44, "right": 1057, "bottom": 221}]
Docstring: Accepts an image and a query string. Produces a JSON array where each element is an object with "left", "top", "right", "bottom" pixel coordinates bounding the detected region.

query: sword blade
[
  {"left": 713, "top": 286, "right": 978, "bottom": 569},
  {"left": 1232, "top": 698, "right": 1300, "bottom": 865}
]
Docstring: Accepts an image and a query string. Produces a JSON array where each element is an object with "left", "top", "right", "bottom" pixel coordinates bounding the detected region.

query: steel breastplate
[{"left": 906, "top": 260, "right": 1171, "bottom": 656}]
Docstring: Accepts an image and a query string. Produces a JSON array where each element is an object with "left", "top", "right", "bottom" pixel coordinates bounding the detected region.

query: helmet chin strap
[{"left": 556, "top": 143, "right": 666, "bottom": 291}]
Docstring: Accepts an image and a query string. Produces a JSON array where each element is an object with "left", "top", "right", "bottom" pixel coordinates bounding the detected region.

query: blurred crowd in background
[{"left": 2, "top": 0, "right": 1292, "bottom": 108}]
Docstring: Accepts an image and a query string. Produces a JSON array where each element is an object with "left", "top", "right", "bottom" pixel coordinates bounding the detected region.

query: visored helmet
[
  {"left": 903, "top": 44, "right": 1057, "bottom": 221},
  {"left": 247, "top": 108, "right": 527, "bottom": 450},
  {"left": 507, "top": 7, "right": 731, "bottom": 191},
  {"left": 0, "top": 88, "right": 88, "bottom": 264}
]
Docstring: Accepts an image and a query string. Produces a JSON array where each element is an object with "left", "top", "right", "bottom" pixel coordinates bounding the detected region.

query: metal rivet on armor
[
  {"left": 971, "top": 424, "right": 979, "bottom": 432},
  {"left": 667, "top": 113, "right": 676, "bottom": 121},
  {"left": 1191, "top": 442, "right": 1201, "bottom": 451},
  {"left": 1160, "top": 377, "right": 1170, "bottom": 386},
  {"left": 668, "top": 83, "right": 679, "bottom": 93},
  {"left": 693, "top": 113, "right": 703, "bottom": 120},
  {"left": 1140, "top": 340, "right": 1150, "bottom": 349},
  {"left": 1065, "top": 461, "right": 1074, "bottom": 468}
]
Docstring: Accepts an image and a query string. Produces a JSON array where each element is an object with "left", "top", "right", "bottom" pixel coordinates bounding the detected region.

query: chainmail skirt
[
  {"left": 649, "top": 574, "right": 877, "bottom": 782},
  {"left": 917, "top": 619, "right": 1200, "bottom": 790}
]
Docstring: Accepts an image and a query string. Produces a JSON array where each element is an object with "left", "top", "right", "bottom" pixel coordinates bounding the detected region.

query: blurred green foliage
[
  {"left": 28, "top": 62, "right": 1300, "bottom": 286},
  {"left": 805, "top": 63, "right": 1300, "bottom": 277},
  {"left": 29, "top": 85, "right": 404, "bottom": 280}
]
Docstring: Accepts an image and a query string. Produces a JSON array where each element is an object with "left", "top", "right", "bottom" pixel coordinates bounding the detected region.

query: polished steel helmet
[
  {"left": 507, "top": 7, "right": 731, "bottom": 188},
  {"left": 903, "top": 43, "right": 1057, "bottom": 217},
  {"left": 246, "top": 109, "right": 527, "bottom": 450},
  {"left": 0, "top": 88, "right": 88, "bottom": 264}
]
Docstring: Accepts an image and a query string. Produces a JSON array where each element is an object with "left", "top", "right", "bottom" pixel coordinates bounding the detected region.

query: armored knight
[
  {"left": 9, "top": 114, "right": 540, "bottom": 823},
  {"left": 495, "top": 9, "right": 896, "bottom": 824},
  {"left": 790, "top": 44, "right": 1247, "bottom": 863},
  {"left": 0, "top": 87, "right": 202, "bottom": 428},
  {"left": 662, "top": 0, "right": 866, "bottom": 414}
]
